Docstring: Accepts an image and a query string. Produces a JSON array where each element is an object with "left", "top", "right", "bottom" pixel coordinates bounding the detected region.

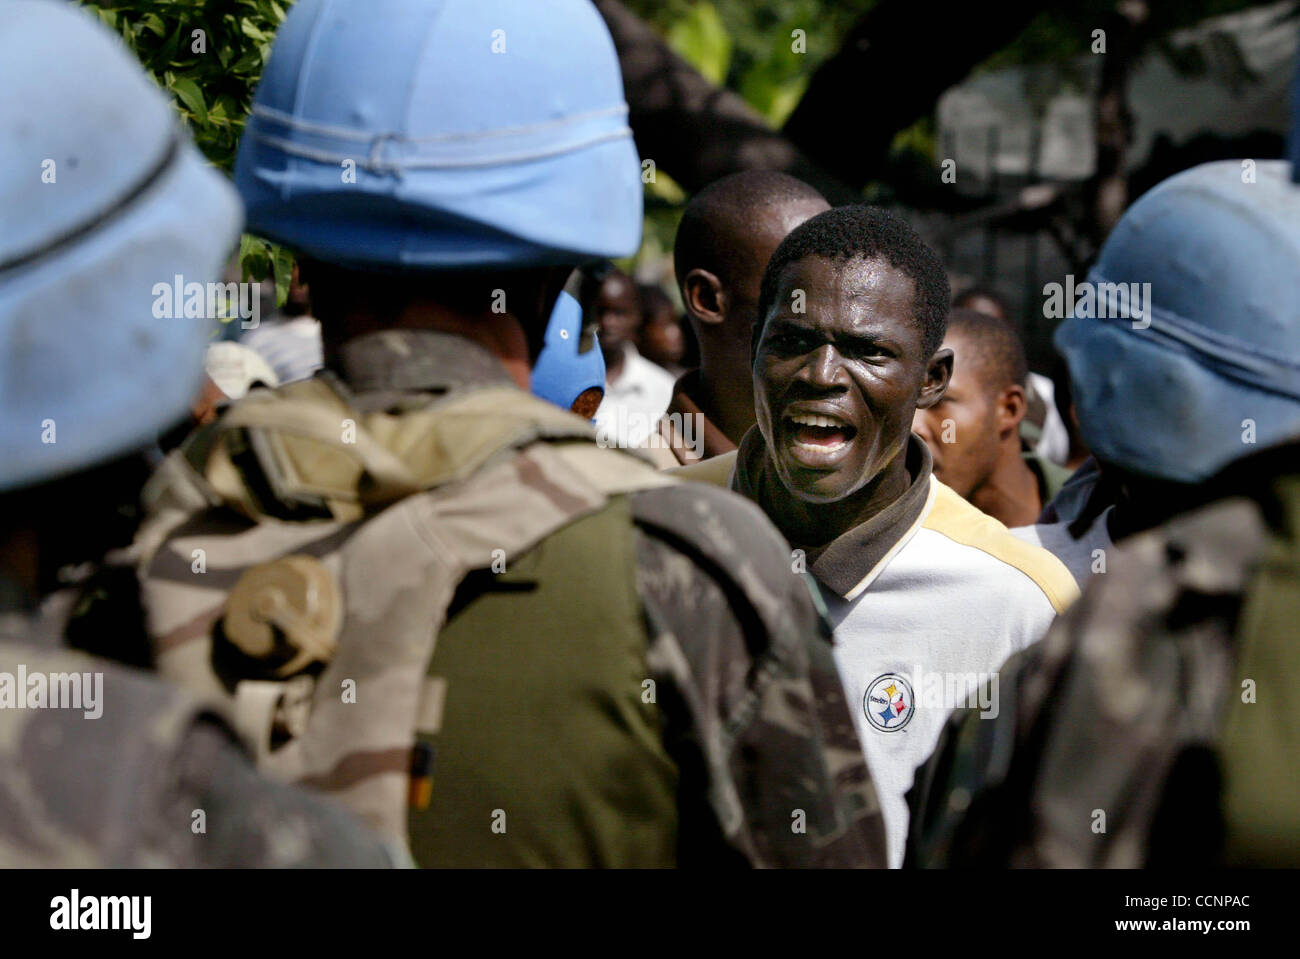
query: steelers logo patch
[{"left": 864, "top": 673, "right": 913, "bottom": 732}]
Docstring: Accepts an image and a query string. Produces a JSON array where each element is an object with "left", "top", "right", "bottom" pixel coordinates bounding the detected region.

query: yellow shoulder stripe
[
  {"left": 667, "top": 449, "right": 737, "bottom": 488},
  {"left": 923, "top": 479, "right": 1080, "bottom": 615}
]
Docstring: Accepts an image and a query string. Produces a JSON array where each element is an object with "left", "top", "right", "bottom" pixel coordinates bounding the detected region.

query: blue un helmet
[
  {"left": 0, "top": 1, "right": 243, "bottom": 493},
  {"left": 234, "top": 0, "right": 643, "bottom": 271},
  {"left": 1055, "top": 160, "right": 1300, "bottom": 483}
]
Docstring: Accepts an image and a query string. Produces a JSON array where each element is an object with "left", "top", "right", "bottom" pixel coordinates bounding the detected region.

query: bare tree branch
[
  {"left": 782, "top": 0, "right": 1048, "bottom": 187},
  {"left": 594, "top": 0, "right": 856, "bottom": 202}
]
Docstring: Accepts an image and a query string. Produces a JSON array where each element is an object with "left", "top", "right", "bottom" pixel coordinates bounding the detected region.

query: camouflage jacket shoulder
[
  {"left": 907, "top": 462, "right": 1300, "bottom": 867},
  {"left": 0, "top": 640, "right": 395, "bottom": 867},
  {"left": 629, "top": 479, "right": 886, "bottom": 867}
]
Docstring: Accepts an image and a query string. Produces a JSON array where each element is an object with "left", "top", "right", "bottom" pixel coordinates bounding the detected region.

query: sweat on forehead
[{"left": 758, "top": 205, "right": 951, "bottom": 357}]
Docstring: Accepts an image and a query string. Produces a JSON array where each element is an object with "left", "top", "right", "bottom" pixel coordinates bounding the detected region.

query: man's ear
[
  {"left": 996, "top": 383, "right": 1028, "bottom": 438},
  {"left": 916, "top": 347, "right": 953, "bottom": 410},
  {"left": 681, "top": 268, "right": 727, "bottom": 327}
]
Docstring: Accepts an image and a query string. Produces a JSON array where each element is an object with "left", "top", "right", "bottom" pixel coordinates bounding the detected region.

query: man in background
[
  {"left": 587, "top": 266, "right": 675, "bottom": 450},
  {"left": 659, "top": 171, "right": 829, "bottom": 465},
  {"left": 913, "top": 308, "right": 1070, "bottom": 528},
  {"left": 637, "top": 282, "right": 691, "bottom": 377}
]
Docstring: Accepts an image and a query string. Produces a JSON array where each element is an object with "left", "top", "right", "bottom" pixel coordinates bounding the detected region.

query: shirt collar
[{"left": 733, "top": 429, "right": 935, "bottom": 599}]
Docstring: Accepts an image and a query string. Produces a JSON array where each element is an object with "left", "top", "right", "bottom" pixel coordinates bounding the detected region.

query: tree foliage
[{"left": 79, "top": 0, "right": 294, "bottom": 305}]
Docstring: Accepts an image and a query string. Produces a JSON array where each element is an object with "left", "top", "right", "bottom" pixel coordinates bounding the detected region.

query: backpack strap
[
  {"left": 626, "top": 482, "right": 884, "bottom": 865},
  {"left": 138, "top": 379, "right": 676, "bottom": 844}
]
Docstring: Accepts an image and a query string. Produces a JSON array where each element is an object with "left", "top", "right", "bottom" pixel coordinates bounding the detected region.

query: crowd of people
[{"left": 2, "top": 0, "right": 1297, "bottom": 869}]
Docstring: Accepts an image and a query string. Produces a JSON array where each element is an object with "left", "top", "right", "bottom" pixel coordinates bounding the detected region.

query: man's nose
[{"left": 799, "top": 343, "right": 847, "bottom": 390}]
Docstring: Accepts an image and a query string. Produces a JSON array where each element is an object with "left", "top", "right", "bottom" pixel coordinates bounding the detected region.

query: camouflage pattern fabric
[
  {"left": 0, "top": 640, "right": 396, "bottom": 867},
  {"left": 906, "top": 443, "right": 1300, "bottom": 868},
  {"left": 632, "top": 484, "right": 884, "bottom": 866},
  {"left": 136, "top": 330, "right": 886, "bottom": 867}
]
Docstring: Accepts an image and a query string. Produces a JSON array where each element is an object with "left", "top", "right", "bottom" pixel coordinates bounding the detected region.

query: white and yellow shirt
[{"left": 679, "top": 434, "right": 1079, "bottom": 866}]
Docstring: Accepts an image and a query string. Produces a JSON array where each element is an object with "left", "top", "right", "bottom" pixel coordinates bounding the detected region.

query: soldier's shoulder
[
  {"left": 1065, "top": 494, "right": 1268, "bottom": 640},
  {"left": 628, "top": 479, "right": 801, "bottom": 586},
  {"left": 627, "top": 480, "right": 828, "bottom": 674},
  {"left": 0, "top": 641, "right": 394, "bottom": 867}
]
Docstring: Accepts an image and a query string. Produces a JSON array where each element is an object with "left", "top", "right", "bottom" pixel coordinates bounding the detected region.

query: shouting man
[{"left": 682, "top": 205, "right": 1078, "bottom": 864}]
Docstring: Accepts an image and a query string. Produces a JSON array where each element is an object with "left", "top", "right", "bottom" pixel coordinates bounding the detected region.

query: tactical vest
[
  {"left": 907, "top": 467, "right": 1300, "bottom": 867},
  {"left": 135, "top": 375, "right": 679, "bottom": 849}
]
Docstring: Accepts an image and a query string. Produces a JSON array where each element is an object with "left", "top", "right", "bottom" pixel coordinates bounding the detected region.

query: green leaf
[
  {"left": 271, "top": 246, "right": 295, "bottom": 310},
  {"left": 239, "top": 234, "right": 272, "bottom": 283},
  {"left": 666, "top": 2, "right": 732, "bottom": 86},
  {"left": 170, "top": 76, "right": 208, "bottom": 125},
  {"left": 158, "top": 23, "right": 183, "bottom": 64},
  {"left": 240, "top": 17, "right": 268, "bottom": 42},
  {"left": 230, "top": 49, "right": 262, "bottom": 74},
  {"left": 140, "top": 13, "right": 166, "bottom": 37}
]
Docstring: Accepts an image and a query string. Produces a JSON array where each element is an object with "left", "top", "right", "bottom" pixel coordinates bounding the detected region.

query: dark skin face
[
  {"left": 682, "top": 198, "right": 830, "bottom": 444},
  {"left": 754, "top": 256, "right": 952, "bottom": 545},
  {"left": 640, "top": 300, "right": 686, "bottom": 368},
  {"left": 913, "top": 330, "right": 1010, "bottom": 498},
  {"left": 913, "top": 329, "right": 1038, "bottom": 526},
  {"left": 593, "top": 273, "right": 641, "bottom": 360}
]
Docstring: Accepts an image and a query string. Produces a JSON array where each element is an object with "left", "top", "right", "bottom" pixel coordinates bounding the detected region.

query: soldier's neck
[{"left": 322, "top": 302, "right": 533, "bottom": 391}]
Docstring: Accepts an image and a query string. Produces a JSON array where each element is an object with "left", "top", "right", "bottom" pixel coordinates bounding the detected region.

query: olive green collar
[{"left": 733, "top": 429, "right": 934, "bottom": 598}]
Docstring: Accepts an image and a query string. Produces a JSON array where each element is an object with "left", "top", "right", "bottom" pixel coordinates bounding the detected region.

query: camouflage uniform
[
  {"left": 0, "top": 594, "right": 397, "bottom": 867},
  {"left": 906, "top": 442, "right": 1300, "bottom": 867},
  {"left": 137, "top": 331, "right": 886, "bottom": 868}
]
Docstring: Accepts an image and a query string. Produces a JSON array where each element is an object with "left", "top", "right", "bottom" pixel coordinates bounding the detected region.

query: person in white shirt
[
  {"left": 240, "top": 261, "right": 324, "bottom": 385},
  {"left": 674, "top": 205, "right": 1078, "bottom": 866},
  {"left": 585, "top": 267, "right": 675, "bottom": 449}
]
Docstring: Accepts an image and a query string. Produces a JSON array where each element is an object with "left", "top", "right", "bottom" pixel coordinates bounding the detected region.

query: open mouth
[{"left": 786, "top": 412, "right": 858, "bottom": 454}]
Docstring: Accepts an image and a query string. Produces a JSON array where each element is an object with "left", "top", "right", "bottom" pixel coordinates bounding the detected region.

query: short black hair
[
  {"left": 757, "top": 205, "right": 951, "bottom": 357},
  {"left": 952, "top": 285, "right": 1011, "bottom": 321},
  {"left": 946, "top": 307, "right": 1028, "bottom": 391},
  {"left": 674, "top": 170, "right": 826, "bottom": 291}
]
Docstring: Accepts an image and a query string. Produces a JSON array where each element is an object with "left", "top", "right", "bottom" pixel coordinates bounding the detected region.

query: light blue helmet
[
  {"left": 235, "top": 0, "right": 643, "bottom": 270},
  {"left": 531, "top": 291, "right": 605, "bottom": 416},
  {"left": 1054, "top": 160, "right": 1300, "bottom": 483},
  {"left": 0, "top": 0, "right": 243, "bottom": 493}
]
